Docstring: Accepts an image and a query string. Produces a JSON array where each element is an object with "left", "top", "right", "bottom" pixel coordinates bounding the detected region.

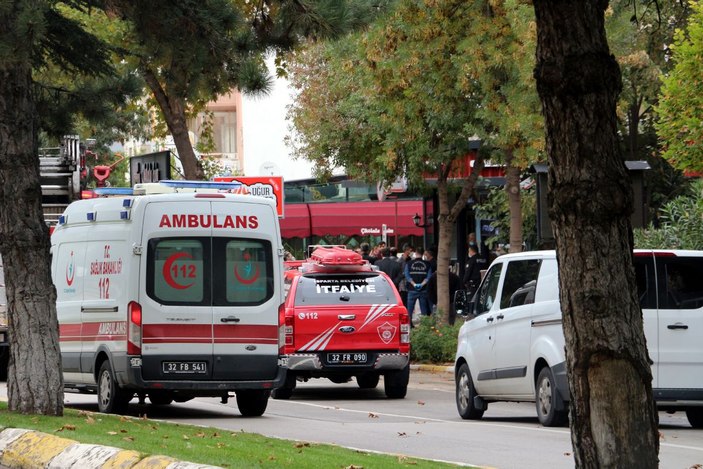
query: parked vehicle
[
  {"left": 275, "top": 246, "right": 411, "bottom": 399},
  {"left": 50, "top": 183, "right": 286, "bottom": 415},
  {"left": 454, "top": 250, "right": 703, "bottom": 428}
]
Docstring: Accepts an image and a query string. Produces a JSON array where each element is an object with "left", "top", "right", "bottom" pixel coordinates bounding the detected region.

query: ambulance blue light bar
[
  {"left": 159, "top": 180, "right": 242, "bottom": 190},
  {"left": 93, "top": 187, "right": 134, "bottom": 196}
]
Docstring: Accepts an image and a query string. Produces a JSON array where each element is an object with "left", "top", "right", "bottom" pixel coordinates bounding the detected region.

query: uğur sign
[{"left": 214, "top": 176, "right": 284, "bottom": 217}]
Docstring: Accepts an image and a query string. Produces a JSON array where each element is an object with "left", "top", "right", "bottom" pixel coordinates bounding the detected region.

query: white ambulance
[{"left": 50, "top": 186, "right": 286, "bottom": 416}]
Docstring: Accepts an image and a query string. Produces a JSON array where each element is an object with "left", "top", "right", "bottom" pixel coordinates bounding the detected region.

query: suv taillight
[{"left": 127, "top": 301, "right": 142, "bottom": 355}]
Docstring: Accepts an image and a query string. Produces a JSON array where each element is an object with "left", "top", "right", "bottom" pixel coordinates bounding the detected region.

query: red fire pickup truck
[{"left": 275, "top": 246, "right": 411, "bottom": 399}]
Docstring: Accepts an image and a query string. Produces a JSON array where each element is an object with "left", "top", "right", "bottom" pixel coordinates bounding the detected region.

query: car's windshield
[{"left": 294, "top": 272, "right": 396, "bottom": 306}]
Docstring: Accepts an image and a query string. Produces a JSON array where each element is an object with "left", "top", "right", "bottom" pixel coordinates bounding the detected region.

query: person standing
[
  {"left": 375, "top": 247, "right": 403, "bottom": 291},
  {"left": 397, "top": 244, "right": 414, "bottom": 308},
  {"left": 462, "top": 243, "right": 483, "bottom": 296},
  {"left": 405, "top": 250, "right": 433, "bottom": 321}
]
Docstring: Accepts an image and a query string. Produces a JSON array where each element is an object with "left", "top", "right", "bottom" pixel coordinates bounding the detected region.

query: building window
[{"left": 213, "top": 111, "right": 237, "bottom": 155}]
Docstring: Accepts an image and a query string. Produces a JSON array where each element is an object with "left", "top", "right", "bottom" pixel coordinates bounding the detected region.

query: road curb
[
  {"left": 0, "top": 427, "right": 220, "bottom": 469},
  {"left": 410, "top": 363, "right": 454, "bottom": 374}
]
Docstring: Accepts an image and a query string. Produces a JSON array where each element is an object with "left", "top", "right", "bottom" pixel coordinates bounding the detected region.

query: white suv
[{"left": 454, "top": 250, "right": 703, "bottom": 428}]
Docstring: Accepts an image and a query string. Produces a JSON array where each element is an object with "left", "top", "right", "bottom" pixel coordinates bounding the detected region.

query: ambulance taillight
[{"left": 127, "top": 301, "right": 142, "bottom": 355}]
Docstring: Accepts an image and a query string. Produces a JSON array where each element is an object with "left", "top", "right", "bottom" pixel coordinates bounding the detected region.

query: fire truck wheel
[
  {"left": 148, "top": 392, "right": 173, "bottom": 406},
  {"left": 97, "top": 360, "right": 133, "bottom": 414},
  {"left": 328, "top": 375, "right": 352, "bottom": 384},
  {"left": 356, "top": 373, "right": 380, "bottom": 389},
  {"left": 272, "top": 372, "right": 296, "bottom": 400},
  {"left": 384, "top": 365, "right": 410, "bottom": 399},
  {"left": 236, "top": 389, "right": 271, "bottom": 417}
]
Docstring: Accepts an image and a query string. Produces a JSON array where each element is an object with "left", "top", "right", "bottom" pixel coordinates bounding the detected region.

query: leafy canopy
[{"left": 655, "top": 0, "right": 703, "bottom": 173}]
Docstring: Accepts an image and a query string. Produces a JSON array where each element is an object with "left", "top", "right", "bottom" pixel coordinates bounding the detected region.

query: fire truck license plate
[
  {"left": 162, "top": 362, "right": 207, "bottom": 374},
  {"left": 327, "top": 353, "right": 368, "bottom": 365}
]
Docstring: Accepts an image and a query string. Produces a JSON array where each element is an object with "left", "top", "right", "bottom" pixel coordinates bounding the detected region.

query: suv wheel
[
  {"left": 686, "top": 408, "right": 703, "bottom": 428},
  {"left": 456, "top": 363, "right": 484, "bottom": 420},
  {"left": 535, "top": 367, "right": 568, "bottom": 427}
]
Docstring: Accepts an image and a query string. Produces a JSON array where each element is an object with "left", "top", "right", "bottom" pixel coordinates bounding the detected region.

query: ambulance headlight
[{"left": 130, "top": 357, "right": 142, "bottom": 367}]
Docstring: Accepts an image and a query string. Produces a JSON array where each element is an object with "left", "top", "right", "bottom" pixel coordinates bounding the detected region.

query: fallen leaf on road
[
  {"left": 368, "top": 412, "right": 378, "bottom": 418},
  {"left": 397, "top": 432, "right": 407, "bottom": 437}
]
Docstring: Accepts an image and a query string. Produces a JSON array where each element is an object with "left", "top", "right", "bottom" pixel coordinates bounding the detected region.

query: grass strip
[{"left": 0, "top": 402, "right": 464, "bottom": 468}]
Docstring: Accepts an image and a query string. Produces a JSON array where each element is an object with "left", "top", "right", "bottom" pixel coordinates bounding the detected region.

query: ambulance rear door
[
  {"left": 140, "top": 199, "right": 215, "bottom": 381},
  {"left": 210, "top": 198, "right": 280, "bottom": 381}
]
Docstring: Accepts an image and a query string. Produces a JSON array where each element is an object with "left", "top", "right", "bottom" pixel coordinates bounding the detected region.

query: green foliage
[
  {"left": 655, "top": 1, "right": 703, "bottom": 173},
  {"left": 410, "top": 315, "right": 462, "bottom": 364},
  {"left": 0, "top": 403, "right": 456, "bottom": 468},
  {"left": 475, "top": 182, "right": 537, "bottom": 250},
  {"left": 634, "top": 179, "right": 703, "bottom": 249}
]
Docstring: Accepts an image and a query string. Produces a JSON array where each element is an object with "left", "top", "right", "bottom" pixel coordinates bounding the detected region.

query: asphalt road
[{"left": 2, "top": 369, "right": 702, "bottom": 468}]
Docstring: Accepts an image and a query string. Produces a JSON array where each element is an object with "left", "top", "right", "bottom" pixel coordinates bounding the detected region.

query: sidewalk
[
  {"left": 1, "top": 364, "right": 453, "bottom": 468},
  {"left": 0, "top": 427, "right": 218, "bottom": 469}
]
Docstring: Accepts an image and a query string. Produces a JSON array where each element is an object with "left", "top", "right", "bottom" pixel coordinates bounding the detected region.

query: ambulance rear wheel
[
  {"left": 356, "top": 373, "right": 380, "bottom": 389},
  {"left": 149, "top": 392, "right": 173, "bottom": 406},
  {"left": 236, "top": 389, "right": 270, "bottom": 417},
  {"left": 384, "top": 365, "right": 409, "bottom": 399},
  {"left": 97, "top": 360, "right": 132, "bottom": 414}
]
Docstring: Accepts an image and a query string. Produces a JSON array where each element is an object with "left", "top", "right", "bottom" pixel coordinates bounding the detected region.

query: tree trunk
[
  {"left": 142, "top": 65, "right": 204, "bottom": 180},
  {"left": 433, "top": 154, "right": 486, "bottom": 326},
  {"left": 435, "top": 175, "right": 452, "bottom": 324},
  {"left": 533, "top": 1, "right": 658, "bottom": 467},
  {"left": 0, "top": 57, "right": 64, "bottom": 415},
  {"left": 504, "top": 155, "right": 523, "bottom": 253}
]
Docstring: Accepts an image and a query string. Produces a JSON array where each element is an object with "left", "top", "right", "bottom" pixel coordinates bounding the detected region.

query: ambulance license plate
[
  {"left": 327, "top": 353, "right": 368, "bottom": 365},
  {"left": 162, "top": 361, "right": 207, "bottom": 374}
]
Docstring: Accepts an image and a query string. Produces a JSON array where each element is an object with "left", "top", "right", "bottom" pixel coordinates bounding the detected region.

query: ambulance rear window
[
  {"left": 148, "top": 238, "right": 208, "bottom": 304},
  {"left": 147, "top": 237, "right": 274, "bottom": 306},
  {"left": 294, "top": 273, "right": 396, "bottom": 306},
  {"left": 213, "top": 238, "right": 273, "bottom": 305}
]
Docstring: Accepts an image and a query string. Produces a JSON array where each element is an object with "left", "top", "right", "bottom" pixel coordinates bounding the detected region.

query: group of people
[
  {"left": 361, "top": 233, "right": 492, "bottom": 325},
  {"left": 359, "top": 241, "right": 455, "bottom": 325},
  {"left": 287, "top": 236, "right": 490, "bottom": 326}
]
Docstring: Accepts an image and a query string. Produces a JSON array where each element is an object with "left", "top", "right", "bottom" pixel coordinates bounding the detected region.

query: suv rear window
[{"left": 294, "top": 273, "right": 396, "bottom": 306}]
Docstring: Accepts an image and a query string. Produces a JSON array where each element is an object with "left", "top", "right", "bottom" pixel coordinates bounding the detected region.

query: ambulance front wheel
[
  {"left": 97, "top": 360, "right": 133, "bottom": 414},
  {"left": 236, "top": 389, "right": 271, "bottom": 417}
]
